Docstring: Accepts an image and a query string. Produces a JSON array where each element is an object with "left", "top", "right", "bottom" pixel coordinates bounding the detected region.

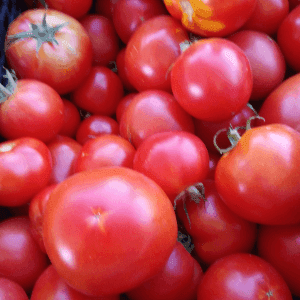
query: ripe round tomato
[
  {"left": 171, "top": 38, "right": 253, "bottom": 122},
  {"left": 43, "top": 167, "right": 178, "bottom": 296},
  {"left": 0, "top": 277, "right": 28, "bottom": 300},
  {"left": 164, "top": 0, "right": 257, "bottom": 37},
  {"left": 215, "top": 124, "right": 300, "bottom": 225},
  {"left": 197, "top": 253, "right": 293, "bottom": 299},
  {"left": 5, "top": 9, "right": 93, "bottom": 95}
]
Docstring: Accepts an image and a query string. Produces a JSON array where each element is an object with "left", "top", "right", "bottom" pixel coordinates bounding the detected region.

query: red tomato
[
  {"left": 115, "top": 93, "right": 138, "bottom": 123},
  {"left": 80, "top": 15, "right": 119, "bottom": 66},
  {"left": 47, "top": 135, "right": 82, "bottom": 184},
  {"left": 113, "top": 0, "right": 167, "bottom": 44},
  {"left": 75, "top": 134, "right": 136, "bottom": 172},
  {"left": 95, "top": 0, "right": 120, "bottom": 19},
  {"left": 5, "top": 9, "right": 93, "bottom": 95},
  {"left": 119, "top": 90, "right": 195, "bottom": 148},
  {"left": 29, "top": 184, "right": 58, "bottom": 253},
  {"left": 0, "top": 217, "right": 49, "bottom": 293},
  {"left": 71, "top": 66, "right": 124, "bottom": 116},
  {"left": 257, "top": 71, "right": 300, "bottom": 133},
  {"left": 242, "top": 0, "right": 289, "bottom": 36},
  {"left": 126, "top": 241, "right": 203, "bottom": 300},
  {"left": 227, "top": 30, "right": 286, "bottom": 100},
  {"left": 133, "top": 131, "right": 209, "bottom": 204},
  {"left": 0, "top": 137, "right": 52, "bottom": 207},
  {"left": 75, "top": 115, "right": 120, "bottom": 145},
  {"left": 43, "top": 167, "right": 178, "bottom": 296},
  {"left": 125, "top": 15, "right": 189, "bottom": 92},
  {"left": 31, "top": 265, "right": 120, "bottom": 300},
  {"left": 289, "top": 0, "right": 300, "bottom": 10},
  {"left": 0, "top": 77, "right": 64, "bottom": 143},
  {"left": 59, "top": 99, "right": 81, "bottom": 138},
  {"left": 207, "top": 152, "right": 220, "bottom": 180},
  {"left": 257, "top": 224, "right": 300, "bottom": 297},
  {"left": 164, "top": 0, "right": 257, "bottom": 37},
  {"left": 0, "top": 277, "right": 28, "bottom": 300},
  {"left": 215, "top": 124, "right": 300, "bottom": 225},
  {"left": 171, "top": 38, "right": 253, "bottom": 122},
  {"left": 277, "top": 5, "right": 300, "bottom": 72},
  {"left": 197, "top": 253, "right": 293, "bottom": 299},
  {"left": 176, "top": 180, "right": 257, "bottom": 266}
]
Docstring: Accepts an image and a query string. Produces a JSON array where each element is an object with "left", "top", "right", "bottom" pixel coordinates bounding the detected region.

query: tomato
[
  {"left": 80, "top": 15, "right": 119, "bottom": 66},
  {"left": 5, "top": 9, "right": 93, "bottom": 95},
  {"left": 197, "top": 253, "right": 293, "bottom": 299},
  {"left": 29, "top": 184, "right": 58, "bottom": 253},
  {"left": 75, "top": 134, "right": 136, "bottom": 172},
  {"left": 119, "top": 90, "right": 195, "bottom": 148},
  {"left": 257, "top": 70, "right": 300, "bottom": 133},
  {"left": 171, "top": 38, "right": 253, "bottom": 122},
  {"left": 125, "top": 15, "right": 189, "bottom": 92},
  {"left": 43, "top": 167, "right": 178, "bottom": 296},
  {"left": 215, "top": 124, "right": 300, "bottom": 225},
  {"left": 0, "top": 76, "right": 64, "bottom": 143},
  {"left": 115, "top": 93, "right": 138, "bottom": 123},
  {"left": 0, "top": 217, "right": 49, "bottom": 293},
  {"left": 164, "top": 0, "right": 257, "bottom": 37},
  {"left": 113, "top": 0, "right": 167, "bottom": 44},
  {"left": 95, "top": 0, "right": 120, "bottom": 19},
  {"left": 277, "top": 5, "right": 300, "bottom": 72},
  {"left": 126, "top": 241, "right": 203, "bottom": 300},
  {"left": 0, "top": 137, "right": 52, "bottom": 207},
  {"left": 242, "top": 0, "right": 289, "bottom": 36},
  {"left": 31, "top": 265, "right": 120, "bottom": 300},
  {"left": 207, "top": 152, "right": 220, "bottom": 180},
  {"left": 176, "top": 180, "right": 257, "bottom": 266},
  {"left": 289, "top": 0, "right": 300, "bottom": 10},
  {"left": 75, "top": 115, "right": 119, "bottom": 145},
  {"left": 47, "top": 135, "right": 82, "bottom": 184},
  {"left": 0, "top": 277, "right": 28, "bottom": 300},
  {"left": 71, "top": 66, "right": 124, "bottom": 116},
  {"left": 133, "top": 131, "right": 209, "bottom": 204},
  {"left": 258, "top": 224, "right": 300, "bottom": 297},
  {"left": 227, "top": 30, "right": 286, "bottom": 101}
]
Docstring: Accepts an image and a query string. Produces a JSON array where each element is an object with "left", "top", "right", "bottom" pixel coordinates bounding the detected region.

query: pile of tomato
[{"left": 1, "top": 0, "right": 300, "bottom": 299}]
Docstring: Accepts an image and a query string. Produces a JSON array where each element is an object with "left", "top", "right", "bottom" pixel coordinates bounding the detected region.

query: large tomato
[
  {"left": 5, "top": 9, "right": 93, "bottom": 95},
  {"left": 42, "top": 167, "right": 178, "bottom": 296},
  {"left": 215, "top": 124, "right": 300, "bottom": 225},
  {"left": 171, "top": 38, "right": 253, "bottom": 122},
  {"left": 164, "top": 0, "right": 257, "bottom": 37}
]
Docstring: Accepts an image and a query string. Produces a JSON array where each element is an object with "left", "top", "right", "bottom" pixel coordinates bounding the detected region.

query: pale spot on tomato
[
  {"left": 0, "top": 142, "right": 15, "bottom": 153},
  {"left": 87, "top": 207, "right": 111, "bottom": 234}
]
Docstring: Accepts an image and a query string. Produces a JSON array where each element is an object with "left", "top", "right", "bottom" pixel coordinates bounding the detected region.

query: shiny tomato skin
[
  {"left": 0, "top": 277, "right": 28, "bottom": 300},
  {"left": 31, "top": 265, "right": 120, "bottom": 300},
  {"left": 257, "top": 73, "right": 300, "bottom": 133},
  {"left": 5, "top": 9, "right": 93, "bottom": 95},
  {"left": 0, "top": 79, "right": 64, "bottom": 143},
  {"left": 0, "top": 137, "right": 52, "bottom": 207},
  {"left": 215, "top": 124, "right": 300, "bottom": 225},
  {"left": 43, "top": 167, "right": 178, "bottom": 296},
  {"left": 257, "top": 224, "right": 300, "bottom": 297},
  {"left": 125, "top": 15, "right": 189, "bottom": 92},
  {"left": 171, "top": 38, "right": 253, "bottom": 122},
  {"left": 126, "top": 241, "right": 203, "bottom": 300},
  {"left": 164, "top": 0, "right": 257, "bottom": 37},
  {"left": 197, "top": 253, "right": 293, "bottom": 299},
  {"left": 0, "top": 217, "right": 49, "bottom": 293},
  {"left": 115, "top": 93, "right": 138, "bottom": 123}
]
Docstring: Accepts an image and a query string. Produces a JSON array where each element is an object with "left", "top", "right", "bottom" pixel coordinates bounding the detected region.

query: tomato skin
[
  {"left": 257, "top": 224, "right": 300, "bottom": 297},
  {"left": 277, "top": 5, "right": 300, "bottom": 72},
  {"left": 0, "top": 79, "right": 64, "bottom": 143},
  {"left": 0, "top": 217, "right": 49, "bottom": 293},
  {"left": 257, "top": 73, "right": 300, "bottom": 133},
  {"left": 0, "top": 137, "right": 52, "bottom": 207},
  {"left": 95, "top": 0, "right": 120, "bottom": 19},
  {"left": 31, "top": 265, "right": 120, "bottom": 300},
  {"left": 116, "top": 93, "right": 138, "bottom": 123},
  {"left": 126, "top": 241, "right": 203, "bottom": 300},
  {"left": 71, "top": 66, "right": 124, "bottom": 116},
  {"left": 215, "top": 124, "right": 300, "bottom": 225},
  {"left": 197, "top": 253, "right": 293, "bottom": 299},
  {"left": 164, "top": 0, "right": 257, "bottom": 37},
  {"left": 43, "top": 167, "right": 178, "bottom": 296},
  {"left": 0, "top": 277, "right": 28, "bottom": 300},
  {"left": 119, "top": 90, "right": 195, "bottom": 148},
  {"left": 5, "top": 9, "right": 93, "bottom": 95},
  {"left": 171, "top": 38, "right": 253, "bottom": 122},
  {"left": 125, "top": 15, "right": 189, "bottom": 92}
]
